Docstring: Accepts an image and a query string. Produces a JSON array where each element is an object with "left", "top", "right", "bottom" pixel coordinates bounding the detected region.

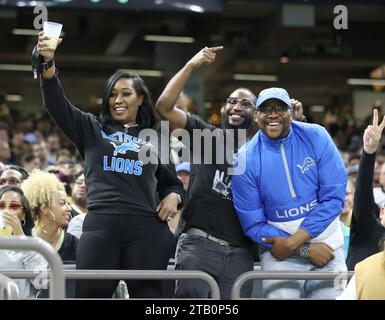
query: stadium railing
[
  {"left": 0, "top": 236, "right": 65, "bottom": 299},
  {"left": 0, "top": 273, "right": 20, "bottom": 300},
  {"left": 231, "top": 270, "right": 354, "bottom": 299}
]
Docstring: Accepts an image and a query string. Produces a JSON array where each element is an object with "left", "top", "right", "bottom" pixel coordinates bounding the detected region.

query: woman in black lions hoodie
[{"left": 36, "top": 33, "right": 184, "bottom": 298}]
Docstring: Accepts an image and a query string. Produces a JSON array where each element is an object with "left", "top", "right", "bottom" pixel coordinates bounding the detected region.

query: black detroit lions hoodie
[{"left": 40, "top": 71, "right": 184, "bottom": 215}]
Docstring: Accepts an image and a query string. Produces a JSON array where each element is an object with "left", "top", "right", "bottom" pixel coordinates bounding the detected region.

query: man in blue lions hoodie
[{"left": 232, "top": 87, "right": 347, "bottom": 299}]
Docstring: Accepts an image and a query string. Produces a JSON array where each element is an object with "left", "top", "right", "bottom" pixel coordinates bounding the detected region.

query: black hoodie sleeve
[
  {"left": 349, "top": 151, "right": 379, "bottom": 245},
  {"left": 156, "top": 163, "right": 186, "bottom": 210},
  {"left": 40, "top": 70, "right": 95, "bottom": 157}
]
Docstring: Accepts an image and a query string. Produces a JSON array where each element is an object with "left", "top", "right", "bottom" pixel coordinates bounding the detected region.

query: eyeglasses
[
  {"left": 75, "top": 179, "right": 85, "bottom": 185},
  {"left": 226, "top": 97, "right": 255, "bottom": 109},
  {"left": 0, "top": 178, "right": 21, "bottom": 185},
  {"left": 258, "top": 104, "right": 290, "bottom": 115},
  {"left": 0, "top": 202, "right": 23, "bottom": 211}
]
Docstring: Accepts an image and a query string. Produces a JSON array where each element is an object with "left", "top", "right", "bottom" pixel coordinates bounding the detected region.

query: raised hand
[
  {"left": 2, "top": 212, "right": 24, "bottom": 236},
  {"left": 186, "top": 46, "right": 224, "bottom": 71},
  {"left": 291, "top": 98, "right": 306, "bottom": 122},
  {"left": 37, "top": 31, "right": 63, "bottom": 62},
  {"left": 363, "top": 108, "right": 385, "bottom": 154}
]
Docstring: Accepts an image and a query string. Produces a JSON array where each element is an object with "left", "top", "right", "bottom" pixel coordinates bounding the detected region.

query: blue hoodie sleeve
[
  {"left": 232, "top": 146, "right": 291, "bottom": 249},
  {"left": 300, "top": 127, "right": 347, "bottom": 238}
]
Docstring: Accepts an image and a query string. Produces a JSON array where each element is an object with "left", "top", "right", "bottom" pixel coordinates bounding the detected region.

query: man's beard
[{"left": 221, "top": 112, "right": 253, "bottom": 130}]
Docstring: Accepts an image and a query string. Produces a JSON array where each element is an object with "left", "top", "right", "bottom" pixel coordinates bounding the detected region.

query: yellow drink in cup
[
  {"left": 43, "top": 21, "right": 63, "bottom": 50},
  {"left": 46, "top": 37, "right": 59, "bottom": 50},
  {"left": 0, "top": 225, "right": 13, "bottom": 237},
  {"left": 0, "top": 212, "right": 13, "bottom": 237}
]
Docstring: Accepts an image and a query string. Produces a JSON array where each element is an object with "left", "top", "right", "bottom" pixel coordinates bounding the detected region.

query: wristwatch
[{"left": 299, "top": 243, "right": 310, "bottom": 258}]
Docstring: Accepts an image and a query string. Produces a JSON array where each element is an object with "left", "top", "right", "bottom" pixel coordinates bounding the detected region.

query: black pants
[{"left": 76, "top": 213, "right": 174, "bottom": 298}]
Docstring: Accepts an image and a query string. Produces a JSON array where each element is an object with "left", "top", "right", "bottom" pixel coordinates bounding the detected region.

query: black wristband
[
  {"left": 41, "top": 58, "right": 55, "bottom": 71},
  {"left": 31, "top": 46, "right": 55, "bottom": 79}
]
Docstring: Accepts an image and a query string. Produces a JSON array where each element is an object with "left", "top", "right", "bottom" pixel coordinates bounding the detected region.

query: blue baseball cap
[
  {"left": 256, "top": 87, "right": 291, "bottom": 109},
  {"left": 176, "top": 162, "right": 190, "bottom": 173},
  {"left": 23, "top": 133, "right": 38, "bottom": 144}
]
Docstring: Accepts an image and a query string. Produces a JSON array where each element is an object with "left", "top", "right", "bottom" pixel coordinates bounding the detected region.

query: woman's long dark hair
[
  {"left": 99, "top": 70, "right": 157, "bottom": 130},
  {"left": 0, "top": 185, "right": 34, "bottom": 236}
]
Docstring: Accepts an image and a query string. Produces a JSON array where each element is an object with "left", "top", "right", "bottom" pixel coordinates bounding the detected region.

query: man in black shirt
[
  {"left": 156, "top": 46, "right": 257, "bottom": 299},
  {"left": 347, "top": 109, "right": 385, "bottom": 270}
]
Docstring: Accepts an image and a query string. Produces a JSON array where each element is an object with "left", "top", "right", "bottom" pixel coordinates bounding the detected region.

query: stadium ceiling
[{"left": 0, "top": 0, "right": 385, "bottom": 111}]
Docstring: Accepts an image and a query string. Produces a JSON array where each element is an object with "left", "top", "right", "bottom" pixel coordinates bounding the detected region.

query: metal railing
[
  {"left": 1, "top": 269, "right": 221, "bottom": 299},
  {"left": 0, "top": 236, "right": 65, "bottom": 299},
  {"left": 0, "top": 273, "right": 20, "bottom": 300},
  {"left": 231, "top": 270, "right": 354, "bottom": 299}
]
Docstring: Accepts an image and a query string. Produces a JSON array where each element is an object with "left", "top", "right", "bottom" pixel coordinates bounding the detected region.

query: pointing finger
[{"left": 209, "top": 46, "right": 224, "bottom": 52}]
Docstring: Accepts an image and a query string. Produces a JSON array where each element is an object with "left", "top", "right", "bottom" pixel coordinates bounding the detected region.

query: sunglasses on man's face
[
  {"left": 258, "top": 104, "right": 290, "bottom": 115},
  {"left": 226, "top": 97, "right": 255, "bottom": 109},
  {"left": 0, "top": 202, "right": 23, "bottom": 211}
]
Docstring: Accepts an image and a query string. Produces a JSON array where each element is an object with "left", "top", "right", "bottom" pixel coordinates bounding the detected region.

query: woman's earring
[{"left": 21, "top": 219, "right": 26, "bottom": 227}]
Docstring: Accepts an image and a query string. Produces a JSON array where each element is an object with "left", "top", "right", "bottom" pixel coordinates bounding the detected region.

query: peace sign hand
[{"left": 363, "top": 108, "right": 385, "bottom": 154}]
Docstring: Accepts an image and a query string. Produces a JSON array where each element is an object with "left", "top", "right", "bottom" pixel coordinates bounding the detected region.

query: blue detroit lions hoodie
[{"left": 232, "top": 121, "right": 347, "bottom": 249}]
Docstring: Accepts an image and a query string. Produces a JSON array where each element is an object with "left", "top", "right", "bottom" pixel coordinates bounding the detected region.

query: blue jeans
[
  {"left": 260, "top": 246, "right": 347, "bottom": 299},
  {"left": 174, "top": 233, "right": 254, "bottom": 299}
]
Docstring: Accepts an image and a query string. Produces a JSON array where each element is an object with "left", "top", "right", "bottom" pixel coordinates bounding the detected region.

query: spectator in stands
[
  {"left": 0, "top": 185, "right": 35, "bottom": 236},
  {"left": 32, "top": 141, "right": 49, "bottom": 169},
  {"left": 0, "top": 125, "right": 9, "bottom": 143},
  {"left": 348, "top": 153, "right": 361, "bottom": 166},
  {"left": 232, "top": 87, "right": 347, "bottom": 299},
  {"left": 175, "top": 162, "right": 190, "bottom": 193},
  {"left": 0, "top": 141, "right": 11, "bottom": 164},
  {"left": 338, "top": 235, "right": 385, "bottom": 299},
  {"left": 10, "top": 132, "right": 28, "bottom": 165},
  {"left": 35, "top": 113, "right": 53, "bottom": 137},
  {"left": 0, "top": 165, "right": 29, "bottom": 186},
  {"left": 23, "top": 132, "right": 38, "bottom": 145},
  {"left": 0, "top": 185, "right": 48, "bottom": 298},
  {"left": 36, "top": 33, "right": 185, "bottom": 298},
  {"left": 15, "top": 116, "right": 34, "bottom": 136},
  {"left": 373, "top": 161, "right": 385, "bottom": 207},
  {"left": 346, "top": 164, "right": 359, "bottom": 186},
  {"left": 20, "top": 153, "right": 41, "bottom": 173},
  {"left": 21, "top": 170, "right": 77, "bottom": 261},
  {"left": 340, "top": 180, "right": 354, "bottom": 260},
  {"left": 156, "top": 46, "right": 258, "bottom": 300},
  {"left": 69, "top": 171, "right": 87, "bottom": 219},
  {"left": 56, "top": 148, "right": 73, "bottom": 165},
  {"left": 67, "top": 172, "right": 87, "bottom": 238},
  {"left": 373, "top": 157, "right": 385, "bottom": 188},
  {"left": 347, "top": 109, "right": 385, "bottom": 270},
  {"left": 46, "top": 133, "right": 61, "bottom": 165}
]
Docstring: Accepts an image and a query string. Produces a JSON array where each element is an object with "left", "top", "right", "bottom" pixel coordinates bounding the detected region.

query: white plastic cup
[{"left": 43, "top": 21, "right": 63, "bottom": 50}]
